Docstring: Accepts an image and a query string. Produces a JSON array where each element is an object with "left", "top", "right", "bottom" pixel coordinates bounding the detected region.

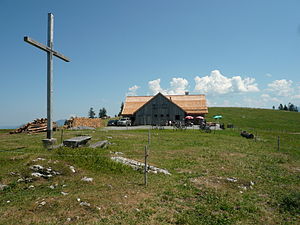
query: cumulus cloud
[
  {"left": 168, "top": 78, "right": 189, "bottom": 95},
  {"left": 267, "top": 79, "right": 293, "bottom": 97},
  {"left": 260, "top": 94, "right": 280, "bottom": 103},
  {"left": 148, "top": 79, "right": 164, "bottom": 94},
  {"left": 194, "top": 70, "right": 259, "bottom": 95},
  {"left": 231, "top": 76, "right": 259, "bottom": 92},
  {"left": 242, "top": 97, "right": 264, "bottom": 108},
  {"left": 265, "top": 73, "right": 272, "bottom": 78},
  {"left": 292, "top": 95, "right": 300, "bottom": 99},
  {"left": 194, "top": 70, "right": 231, "bottom": 95},
  {"left": 126, "top": 85, "right": 140, "bottom": 96},
  {"left": 148, "top": 78, "right": 189, "bottom": 95}
]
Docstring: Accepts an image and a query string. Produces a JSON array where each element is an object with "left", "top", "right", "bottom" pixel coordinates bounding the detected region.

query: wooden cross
[{"left": 24, "top": 13, "right": 70, "bottom": 140}]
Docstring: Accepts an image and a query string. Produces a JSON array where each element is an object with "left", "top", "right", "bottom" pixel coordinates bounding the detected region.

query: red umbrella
[
  {"left": 196, "top": 116, "right": 204, "bottom": 119},
  {"left": 185, "top": 116, "right": 194, "bottom": 119}
]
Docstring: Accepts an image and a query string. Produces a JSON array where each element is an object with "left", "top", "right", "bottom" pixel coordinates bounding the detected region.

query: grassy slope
[
  {"left": 0, "top": 108, "right": 299, "bottom": 224},
  {"left": 207, "top": 107, "right": 300, "bottom": 131}
]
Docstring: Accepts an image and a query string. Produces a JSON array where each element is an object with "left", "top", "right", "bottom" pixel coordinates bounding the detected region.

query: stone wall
[{"left": 65, "top": 117, "right": 104, "bottom": 128}]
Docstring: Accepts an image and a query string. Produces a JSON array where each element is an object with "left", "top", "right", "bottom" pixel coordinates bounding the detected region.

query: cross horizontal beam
[{"left": 24, "top": 36, "right": 70, "bottom": 62}]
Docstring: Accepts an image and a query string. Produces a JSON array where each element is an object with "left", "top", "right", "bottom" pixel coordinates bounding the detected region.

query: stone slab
[
  {"left": 63, "top": 136, "right": 91, "bottom": 148},
  {"left": 42, "top": 138, "right": 57, "bottom": 149},
  {"left": 89, "top": 140, "right": 110, "bottom": 149}
]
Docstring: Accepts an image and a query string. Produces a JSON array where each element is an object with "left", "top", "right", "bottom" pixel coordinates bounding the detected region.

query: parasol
[{"left": 185, "top": 116, "right": 194, "bottom": 119}]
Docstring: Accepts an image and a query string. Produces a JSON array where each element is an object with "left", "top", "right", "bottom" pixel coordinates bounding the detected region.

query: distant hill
[
  {"left": 0, "top": 120, "right": 66, "bottom": 130},
  {"left": 207, "top": 107, "right": 300, "bottom": 132},
  {"left": 56, "top": 119, "right": 66, "bottom": 127},
  {"left": 0, "top": 125, "right": 18, "bottom": 129}
]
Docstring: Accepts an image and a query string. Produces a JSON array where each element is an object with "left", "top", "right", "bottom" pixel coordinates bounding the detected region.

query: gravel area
[{"left": 102, "top": 125, "right": 200, "bottom": 131}]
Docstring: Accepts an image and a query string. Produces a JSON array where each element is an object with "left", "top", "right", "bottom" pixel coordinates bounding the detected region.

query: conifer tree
[
  {"left": 118, "top": 102, "right": 124, "bottom": 117},
  {"left": 88, "top": 107, "right": 96, "bottom": 118},
  {"left": 99, "top": 107, "right": 107, "bottom": 118}
]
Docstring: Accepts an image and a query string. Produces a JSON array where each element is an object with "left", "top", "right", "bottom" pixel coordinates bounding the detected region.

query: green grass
[
  {"left": 0, "top": 107, "right": 299, "bottom": 224},
  {"left": 207, "top": 107, "right": 300, "bottom": 132}
]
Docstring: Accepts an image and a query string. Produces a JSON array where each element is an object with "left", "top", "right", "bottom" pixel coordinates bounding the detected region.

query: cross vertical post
[
  {"left": 47, "top": 13, "right": 54, "bottom": 139},
  {"left": 24, "top": 13, "right": 70, "bottom": 145}
]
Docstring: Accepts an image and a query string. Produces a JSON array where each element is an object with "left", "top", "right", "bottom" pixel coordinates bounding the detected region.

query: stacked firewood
[
  {"left": 10, "top": 118, "right": 57, "bottom": 134},
  {"left": 64, "top": 117, "right": 103, "bottom": 128}
]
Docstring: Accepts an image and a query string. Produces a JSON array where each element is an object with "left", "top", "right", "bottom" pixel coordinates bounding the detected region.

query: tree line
[
  {"left": 88, "top": 107, "right": 107, "bottom": 118},
  {"left": 273, "top": 103, "right": 298, "bottom": 112},
  {"left": 88, "top": 102, "right": 124, "bottom": 119}
]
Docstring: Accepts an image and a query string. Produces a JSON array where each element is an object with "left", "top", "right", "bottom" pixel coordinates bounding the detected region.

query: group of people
[{"left": 154, "top": 118, "right": 209, "bottom": 127}]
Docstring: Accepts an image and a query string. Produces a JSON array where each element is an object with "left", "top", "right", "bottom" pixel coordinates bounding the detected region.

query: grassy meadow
[{"left": 0, "top": 107, "right": 299, "bottom": 224}]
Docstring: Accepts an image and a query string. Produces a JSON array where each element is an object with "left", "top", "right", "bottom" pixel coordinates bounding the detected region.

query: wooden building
[{"left": 121, "top": 92, "right": 208, "bottom": 125}]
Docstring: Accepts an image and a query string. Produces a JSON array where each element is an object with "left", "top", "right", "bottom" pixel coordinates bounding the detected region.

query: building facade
[
  {"left": 134, "top": 93, "right": 185, "bottom": 125},
  {"left": 121, "top": 92, "right": 208, "bottom": 126}
]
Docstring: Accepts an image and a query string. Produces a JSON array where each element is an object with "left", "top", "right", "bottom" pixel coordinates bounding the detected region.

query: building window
[
  {"left": 161, "top": 114, "right": 164, "bottom": 117},
  {"left": 175, "top": 115, "right": 180, "bottom": 120},
  {"left": 152, "top": 104, "right": 156, "bottom": 109},
  {"left": 166, "top": 114, "right": 170, "bottom": 117},
  {"left": 154, "top": 114, "right": 158, "bottom": 117}
]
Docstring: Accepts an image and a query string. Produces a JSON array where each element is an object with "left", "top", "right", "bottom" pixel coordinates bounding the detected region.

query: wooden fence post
[
  {"left": 144, "top": 145, "right": 148, "bottom": 186},
  {"left": 277, "top": 136, "right": 280, "bottom": 151},
  {"left": 60, "top": 128, "right": 64, "bottom": 144},
  {"left": 148, "top": 128, "right": 151, "bottom": 145}
]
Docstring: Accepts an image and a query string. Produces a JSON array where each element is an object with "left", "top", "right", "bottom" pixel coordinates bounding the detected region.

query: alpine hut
[{"left": 121, "top": 92, "right": 208, "bottom": 125}]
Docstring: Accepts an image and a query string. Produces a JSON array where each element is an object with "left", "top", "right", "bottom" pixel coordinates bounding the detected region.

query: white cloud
[
  {"left": 148, "top": 79, "right": 164, "bottom": 94},
  {"left": 126, "top": 85, "right": 140, "bottom": 96},
  {"left": 265, "top": 73, "right": 272, "bottom": 77},
  {"left": 222, "top": 100, "right": 231, "bottom": 106},
  {"left": 138, "top": 71, "right": 298, "bottom": 108},
  {"left": 292, "top": 95, "right": 300, "bottom": 99},
  {"left": 69, "top": 114, "right": 77, "bottom": 118},
  {"left": 168, "top": 78, "right": 189, "bottom": 95},
  {"left": 260, "top": 94, "right": 280, "bottom": 103},
  {"left": 232, "top": 76, "right": 259, "bottom": 92},
  {"left": 242, "top": 96, "right": 273, "bottom": 108},
  {"left": 194, "top": 70, "right": 259, "bottom": 95},
  {"left": 291, "top": 84, "right": 300, "bottom": 100},
  {"left": 267, "top": 79, "right": 293, "bottom": 97},
  {"left": 205, "top": 98, "right": 213, "bottom": 106},
  {"left": 194, "top": 70, "right": 232, "bottom": 95},
  {"left": 148, "top": 78, "right": 189, "bottom": 95}
]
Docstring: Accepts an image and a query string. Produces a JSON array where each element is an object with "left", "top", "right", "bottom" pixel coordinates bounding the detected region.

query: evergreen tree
[
  {"left": 278, "top": 103, "right": 299, "bottom": 112},
  {"left": 288, "top": 102, "right": 295, "bottom": 112},
  {"left": 118, "top": 102, "right": 124, "bottom": 116},
  {"left": 88, "top": 107, "right": 96, "bottom": 118},
  {"left": 99, "top": 107, "right": 107, "bottom": 118}
]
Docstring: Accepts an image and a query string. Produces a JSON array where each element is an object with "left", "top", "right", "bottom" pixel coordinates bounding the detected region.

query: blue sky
[{"left": 1, "top": 0, "right": 300, "bottom": 127}]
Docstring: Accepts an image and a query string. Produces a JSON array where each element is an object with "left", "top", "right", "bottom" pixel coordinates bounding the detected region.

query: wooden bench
[{"left": 63, "top": 136, "right": 91, "bottom": 148}]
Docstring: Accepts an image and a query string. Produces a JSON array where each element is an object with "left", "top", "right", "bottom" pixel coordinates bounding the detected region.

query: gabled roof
[{"left": 121, "top": 93, "right": 208, "bottom": 115}]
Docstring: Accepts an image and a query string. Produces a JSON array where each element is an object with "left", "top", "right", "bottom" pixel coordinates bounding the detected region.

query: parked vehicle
[
  {"left": 107, "top": 120, "right": 118, "bottom": 126},
  {"left": 117, "top": 118, "right": 132, "bottom": 126}
]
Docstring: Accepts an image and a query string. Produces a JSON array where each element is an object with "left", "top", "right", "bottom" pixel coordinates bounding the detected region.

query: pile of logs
[
  {"left": 64, "top": 117, "right": 103, "bottom": 128},
  {"left": 10, "top": 118, "right": 57, "bottom": 134}
]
